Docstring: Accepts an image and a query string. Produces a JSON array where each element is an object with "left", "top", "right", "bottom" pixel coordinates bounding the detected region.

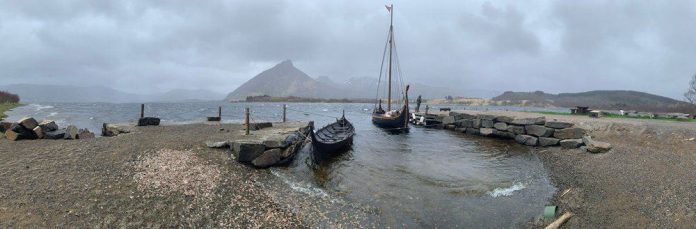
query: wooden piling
[
  {"left": 140, "top": 104, "right": 144, "bottom": 118},
  {"left": 282, "top": 104, "right": 287, "bottom": 122},
  {"left": 245, "top": 107, "right": 250, "bottom": 135},
  {"left": 218, "top": 106, "right": 222, "bottom": 119}
]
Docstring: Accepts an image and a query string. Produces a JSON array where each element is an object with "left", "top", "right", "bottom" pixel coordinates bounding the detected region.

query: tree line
[{"left": 0, "top": 91, "right": 20, "bottom": 103}]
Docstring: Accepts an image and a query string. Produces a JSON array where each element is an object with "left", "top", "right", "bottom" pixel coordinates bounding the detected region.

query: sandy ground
[
  {"left": 451, "top": 110, "right": 696, "bottom": 228},
  {"left": 0, "top": 122, "right": 373, "bottom": 228}
]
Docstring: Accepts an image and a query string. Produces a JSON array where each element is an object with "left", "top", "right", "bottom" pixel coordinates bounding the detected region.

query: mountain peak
[{"left": 275, "top": 59, "right": 294, "bottom": 68}]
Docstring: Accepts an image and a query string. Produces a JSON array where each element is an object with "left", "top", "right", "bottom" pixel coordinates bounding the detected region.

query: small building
[{"left": 570, "top": 106, "right": 590, "bottom": 115}]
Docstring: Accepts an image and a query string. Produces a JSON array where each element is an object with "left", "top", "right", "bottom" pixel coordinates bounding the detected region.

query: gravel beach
[{"left": 1, "top": 113, "right": 696, "bottom": 227}]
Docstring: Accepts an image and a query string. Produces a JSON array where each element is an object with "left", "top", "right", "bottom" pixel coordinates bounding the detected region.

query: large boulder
[
  {"left": 511, "top": 117, "right": 546, "bottom": 125},
  {"left": 554, "top": 127, "right": 586, "bottom": 139},
  {"left": 538, "top": 137, "right": 560, "bottom": 146},
  {"left": 449, "top": 112, "right": 476, "bottom": 120},
  {"left": 493, "top": 130, "right": 515, "bottom": 139},
  {"left": 481, "top": 119, "right": 494, "bottom": 128},
  {"left": 480, "top": 128, "right": 495, "bottom": 136},
  {"left": 465, "top": 128, "right": 480, "bottom": 135},
  {"left": 250, "top": 122, "right": 273, "bottom": 130},
  {"left": 138, "top": 117, "right": 160, "bottom": 126},
  {"left": 507, "top": 125, "right": 526, "bottom": 135},
  {"left": 454, "top": 127, "right": 467, "bottom": 133},
  {"left": 459, "top": 119, "right": 474, "bottom": 128},
  {"left": 525, "top": 125, "right": 555, "bottom": 137},
  {"left": 252, "top": 148, "right": 281, "bottom": 168},
  {"left": 442, "top": 116, "right": 456, "bottom": 125},
  {"left": 44, "top": 129, "right": 66, "bottom": 139},
  {"left": 6, "top": 123, "right": 36, "bottom": 141},
  {"left": 65, "top": 125, "right": 78, "bottom": 139},
  {"left": 583, "top": 136, "right": 612, "bottom": 153},
  {"left": 232, "top": 141, "right": 266, "bottom": 162},
  {"left": 545, "top": 121, "right": 573, "bottom": 129},
  {"left": 77, "top": 128, "right": 95, "bottom": 139},
  {"left": 18, "top": 117, "right": 39, "bottom": 130},
  {"left": 560, "top": 139, "right": 584, "bottom": 149},
  {"left": 472, "top": 119, "right": 481, "bottom": 128},
  {"left": 0, "top": 122, "right": 13, "bottom": 132},
  {"left": 32, "top": 126, "right": 44, "bottom": 139},
  {"left": 515, "top": 134, "right": 538, "bottom": 146},
  {"left": 38, "top": 120, "right": 59, "bottom": 132},
  {"left": 495, "top": 116, "right": 514, "bottom": 123},
  {"left": 101, "top": 123, "right": 130, "bottom": 137},
  {"left": 477, "top": 114, "right": 496, "bottom": 121},
  {"left": 493, "top": 122, "right": 508, "bottom": 131}
]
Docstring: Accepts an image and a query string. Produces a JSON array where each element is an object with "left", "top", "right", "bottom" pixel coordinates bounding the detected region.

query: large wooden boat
[
  {"left": 309, "top": 114, "right": 355, "bottom": 162},
  {"left": 371, "top": 4, "right": 410, "bottom": 131}
]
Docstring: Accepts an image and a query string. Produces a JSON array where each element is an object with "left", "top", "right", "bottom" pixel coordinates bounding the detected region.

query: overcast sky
[{"left": 1, "top": 0, "right": 695, "bottom": 99}]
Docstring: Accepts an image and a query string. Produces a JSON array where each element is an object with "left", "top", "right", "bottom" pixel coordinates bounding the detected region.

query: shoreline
[{"left": 440, "top": 110, "right": 696, "bottom": 227}]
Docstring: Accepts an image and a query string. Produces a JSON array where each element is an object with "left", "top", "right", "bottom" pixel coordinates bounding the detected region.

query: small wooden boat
[{"left": 309, "top": 114, "right": 355, "bottom": 162}]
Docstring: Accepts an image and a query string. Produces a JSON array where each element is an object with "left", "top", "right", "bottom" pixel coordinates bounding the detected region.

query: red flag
[{"left": 385, "top": 4, "right": 392, "bottom": 13}]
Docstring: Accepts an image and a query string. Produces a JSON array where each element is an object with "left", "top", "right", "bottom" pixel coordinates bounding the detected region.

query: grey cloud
[{"left": 0, "top": 0, "right": 693, "bottom": 99}]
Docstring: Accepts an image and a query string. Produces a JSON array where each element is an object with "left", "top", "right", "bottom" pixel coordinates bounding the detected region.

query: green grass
[
  {"left": 532, "top": 111, "right": 696, "bottom": 122},
  {"left": 0, "top": 103, "right": 23, "bottom": 121}
]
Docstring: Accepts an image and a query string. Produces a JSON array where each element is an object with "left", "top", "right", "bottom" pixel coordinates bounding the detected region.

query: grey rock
[
  {"left": 493, "top": 122, "right": 508, "bottom": 131},
  {"left": 507, "top": 125, "right": 526, "bottom": 135},
  {"left": 138, "top": 117, "right": 160, "bottom": 126},
  {"left": 38, "top": 120, "right": 59, "bottom": 132},
  {"left": 495, "top": 116, "right": 514, "bottom": 123},
  {"left": 454, "top": 127, "right": 467, "bottom": 133},
  {"left": 472, "top": 119, "right": 481, "bottom": 128},
  {"left": 44, "top": 129, "right": 66, "bottom": 139},
  {"left": 465, "top": 128, "right": 480, "bottom": 135},
  {"left": 480, "top": 128, "right": 495, "bottom": 136},
  {"left": 494, "top": 130, "right": 515, "bottom": 139},
  {"left": 481, "top": 119, "right": 494, "bottom": 128},
  {"left": 102, "top": 123, "right": 130, "bottom": 137},
  {"left": 250, "top": 122, "right": 273, "bottom": 130},
  {"left": 77, "top": 128, "right": 95, "bottom": 139},
  {"left": 32, "top": 126, "right": 44, "bottom": 139},
  {"left": 0, "top": 122, "right": 12, "bottom": 132},
  {"left": 445, "top": 124, "right": 456, "bottom": 130},
  {"left": 232, "top": 141, "right": 266, "bottom": 162},
  {"left": 18, "top": 117, "right": 39, "bottom": 130},
  {"left": 449, "top": 112, "right": 476, "bottom": 120},
  {"left": 583, "top": 136, "right": 612, "bottom": 153},
  {"left": 538, "top": 137, "right": 560, "bottom": 146},
  {"left": 545, "top": 121, "right": 573, "bottom": 129},
  {"left": 442, "top": 116, "right": 456, "bottom": 125},
  {"left": 511, "top": 117, "right": 546, "bottom": 125},
  {"left": 515, "top": 134, "right": 538, "bottom": 146},
  {"left": 252, "top": 148, "right": 281, "bottom": 168},
  {"left": 560, "top": 139, "right": 584, "bottom": 149},
  {"left": 554, "top": 127, "right": 586, "bottom": 139},
  {"left": 65, "top": 125, "right": 78, "bottom": 139},
  {"left": 525, "top": 125, "right": 555, "bottom": 137},
  {"left": 477, "top": 114, "right": 496, "bottom": 121},
  {"left": 459, "top": 119, "right": 474, "bottom": 128},
  {"left": 11, "top": 123, "right": 36, "bottom": 140},
  {"left": 206, "top": 141, "right": 229, "bottom": 148}
]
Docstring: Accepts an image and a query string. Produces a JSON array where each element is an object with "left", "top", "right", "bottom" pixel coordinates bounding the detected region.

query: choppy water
[{"left": 5, "top": 102, "right": 561, "bottom": 227}]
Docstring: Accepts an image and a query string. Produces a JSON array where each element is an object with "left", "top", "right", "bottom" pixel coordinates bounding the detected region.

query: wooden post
[
  {"left": 140, "top": 104, "right": 144, "bottom": 118},
  {"left": 245, "top": 107, "right": 250, "bottom": 135},
  {"left": 218, "top": 106, "right": 222, "bottom": 119},
  {"left": 282, "top": 104, "right": 287, "bottom": 122}
]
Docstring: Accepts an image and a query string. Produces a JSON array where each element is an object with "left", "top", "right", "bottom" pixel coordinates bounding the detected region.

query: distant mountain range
[
  {"left": 225, "top": 60, "right": 498, "bottom": 101},
  {"left": 0, "top": 84, "right": 224, "bottom": 103},
  {"left": 493, "top": 90, "right": 696, "bottom": 113}
]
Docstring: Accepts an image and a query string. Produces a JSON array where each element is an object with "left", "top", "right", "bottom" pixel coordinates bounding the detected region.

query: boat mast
[{"left": 387, "top": 4, "right": 394, "bottom": 111}]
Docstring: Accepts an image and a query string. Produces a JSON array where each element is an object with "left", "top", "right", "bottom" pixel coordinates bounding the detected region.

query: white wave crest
[
  {"left": 270, "top": 169, "right": 335, "bottom": 201},
  {"left": 487, "top": 182, "right": 525, "bottom": 197},
  {"left": 32, "top": 104, "right": 54, "bottom": 110}
]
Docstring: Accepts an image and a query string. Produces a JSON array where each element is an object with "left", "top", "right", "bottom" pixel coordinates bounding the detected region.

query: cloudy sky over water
[{"left": 1, "top": 0, "right": 695, "bottom": 99}]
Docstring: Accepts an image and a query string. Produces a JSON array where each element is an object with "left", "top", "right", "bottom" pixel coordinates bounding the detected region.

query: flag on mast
[{"left": 385, "top": 4, "right": 392, "bottom": 13}]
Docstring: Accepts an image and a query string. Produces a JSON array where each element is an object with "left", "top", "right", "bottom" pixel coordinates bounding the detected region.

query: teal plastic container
[{"left": 543, "top": 206, "right": 557, "bottom": 219}]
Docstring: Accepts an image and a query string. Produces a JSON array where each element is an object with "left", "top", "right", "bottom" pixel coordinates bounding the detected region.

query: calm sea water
[{"left": 5, "top": 102, "right": 564, "bottom": 227}]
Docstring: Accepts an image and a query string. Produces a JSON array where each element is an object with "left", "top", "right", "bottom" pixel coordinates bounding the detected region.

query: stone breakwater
[{"left": 434, "top": 111, "right": 612, "bottom": 153}]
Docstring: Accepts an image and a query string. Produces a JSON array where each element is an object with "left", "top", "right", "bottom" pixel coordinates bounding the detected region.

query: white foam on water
[
  {"left": 487, "top": 182, "right": 526, "bottom": 197},
  {"left": 322, "top": 109, "right": 329, "bottom": 112},
  {"left": 32, "top": 104, "right": 54, "bottom": 111},
  {"left": 47, "top": 112, "right": 59, "bottom": 117},
  {"left": 270, "top": 169, "right": 339, "bottom": 203}
]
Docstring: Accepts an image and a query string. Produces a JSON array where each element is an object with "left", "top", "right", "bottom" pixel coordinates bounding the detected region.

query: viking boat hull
[{"left": 310, "top": 118, "right": 355, "bottom": 162}]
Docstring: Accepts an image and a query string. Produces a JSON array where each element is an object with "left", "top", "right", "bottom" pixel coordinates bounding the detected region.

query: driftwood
[{"left": 545, "top": 212, "right": 573, "bottom": 229}]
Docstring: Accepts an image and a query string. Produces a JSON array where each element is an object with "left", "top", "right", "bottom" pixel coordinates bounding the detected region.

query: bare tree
[{"left": 686, "top": 74, "right": 696, "bottom": 104}]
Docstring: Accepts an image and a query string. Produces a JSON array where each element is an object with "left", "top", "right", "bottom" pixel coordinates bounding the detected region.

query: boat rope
[{"left": 374, "top": 28, "right": 392, "bottom": 111}]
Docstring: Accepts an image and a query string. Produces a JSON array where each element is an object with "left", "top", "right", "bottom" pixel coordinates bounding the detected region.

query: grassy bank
[
  {"left": 0, "top": 103, "right": 22, "bottom": 121},
  {"left": 535, "top": 111, "right": 696, "bottom": 122}
]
